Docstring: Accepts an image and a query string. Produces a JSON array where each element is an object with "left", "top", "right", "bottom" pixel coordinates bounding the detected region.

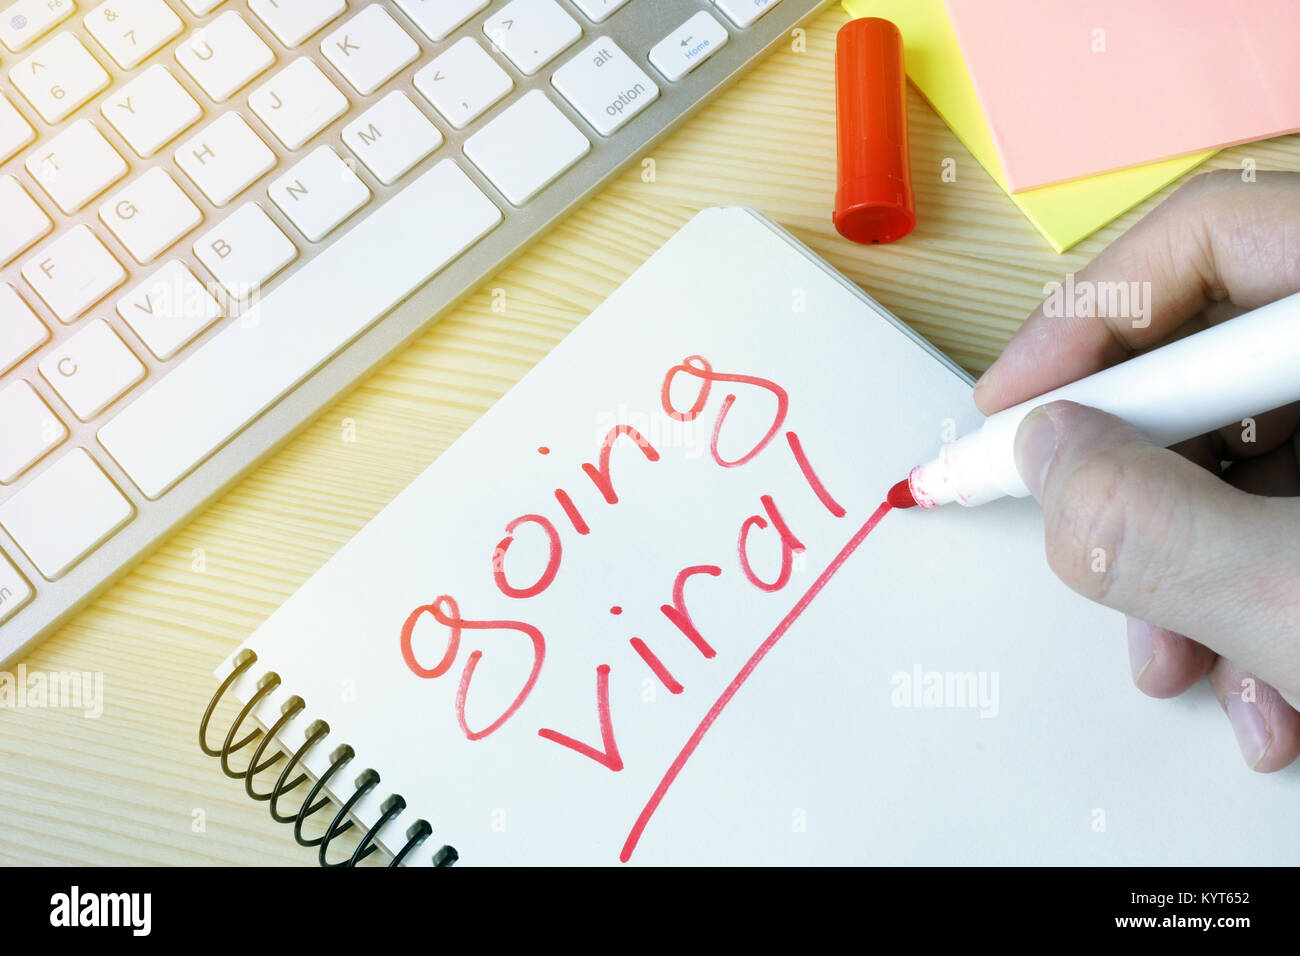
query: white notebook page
[{"left": 220, "top": 207, "right": 1300, "bottom": 865}]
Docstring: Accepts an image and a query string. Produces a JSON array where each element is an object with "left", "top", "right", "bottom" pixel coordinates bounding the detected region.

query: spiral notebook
[{"left": 204, "top": 208, "right": 1300, "bottom": 866}]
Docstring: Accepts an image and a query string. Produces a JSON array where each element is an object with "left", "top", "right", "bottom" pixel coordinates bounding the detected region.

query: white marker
[{"left": 894, "top": 290, "right": 1300, "bottom": 509}]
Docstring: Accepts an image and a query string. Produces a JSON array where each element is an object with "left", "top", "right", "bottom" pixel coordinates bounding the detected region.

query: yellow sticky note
[{"left": 841, "top": 0, "right": 1214, "bottom": 252}]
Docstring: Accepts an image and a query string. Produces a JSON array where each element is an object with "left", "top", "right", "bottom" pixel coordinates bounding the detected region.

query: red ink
[
  {"left": 660, "top": 355, "right": 790, "bottom": 468},
  {"left": 581, "top": 425, "right": 660, "bottom": 505},
  {"left": 786, "top": 431, "right": 847, "bottom": 518},
  {"left": 629, "top": 638, "right": 684, "bottom": 694},
  {"left": 660, "top": 564, "right": 722, "bottom": 659},
  {"left": 400, "top": 595, "right": 461, "bottom": 679},
  {"left": 659, "top": 355, "right": 714, "bottom": 422},
  {"left": 554, "top": 488, "right": 591, "bottom": 535},
  {"left": 610, "top": 606, "right": 622, "bottom": 615},
  {"left": 737, "top": 495, "right": 806, "bottom": 593},
  {"left": 538, "top": 446, "right": 550, "bottom": 455},
  {"left": 492, "top": 514, "right": 562, "bottom": 599},
  {"left": 537, "top": 664, "right": 624, "bottom": 771},
  {"left": 620, "top": 501, "right": 894, "bottom": 863},
  {"left": 401, "top": 596, "right": 546, "bottom": 741},
  {"left": 887, "top": 478, "right": 918, "bottom": 509}
]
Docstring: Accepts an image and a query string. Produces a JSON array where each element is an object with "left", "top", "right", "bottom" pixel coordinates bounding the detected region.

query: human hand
[{"left": 974, "top": 170, "right": 1300, "bottom": 771}]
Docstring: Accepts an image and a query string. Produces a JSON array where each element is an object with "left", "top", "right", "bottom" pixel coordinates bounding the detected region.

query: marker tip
[{"left": 887, "top": 477, "right": 918, "bottom": 510}]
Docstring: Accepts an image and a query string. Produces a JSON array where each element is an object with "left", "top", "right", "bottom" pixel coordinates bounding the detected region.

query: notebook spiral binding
[{"left": 199, "top": 648, "right": 459, "bottom": 867}]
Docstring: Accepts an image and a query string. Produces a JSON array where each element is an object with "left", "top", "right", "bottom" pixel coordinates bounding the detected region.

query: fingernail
[
  {"left": 1126, "top": 617, "right": 1155, "bottom": 683},
  {"left": 1014, "top": 407, "right": 1058, "bottom": 499},
  {"left": 1226, "top": 693, "right": 1273, "bottom": 770},
  {"left": 973, "top": 364, "right": 994, "bottom": 392}
]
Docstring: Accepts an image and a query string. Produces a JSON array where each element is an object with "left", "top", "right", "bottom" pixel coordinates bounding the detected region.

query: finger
[
  {"left": 1213, "top": 401, "right": 1300, "bottom": 460},
  {"left": 1015, "top": 400, "right": 1300, "bottom": 695},
  {"left": 1221, "top": 439, "right": 1300, "bottom": 497},
  {"left": 1207, "top": 658, "right": 1300, "bottom": 772},
  {"left": 975, "top": 170, "right": 1300, "bottom": 414},
  {"left": 1167, "top": 434, "right": 1219, "bottom": 474},
  {"left": 1126, "top": 617, "right": 1215, "bottom": 698}
]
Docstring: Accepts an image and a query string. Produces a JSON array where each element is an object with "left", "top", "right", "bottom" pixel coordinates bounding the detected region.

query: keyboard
[{"left": 0, "top": 0, "right": 830, "bottom": 663}]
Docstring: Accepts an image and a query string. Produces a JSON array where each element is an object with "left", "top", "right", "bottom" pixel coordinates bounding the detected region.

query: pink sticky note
[{"left": 945, "top": 0, "right": 1300, "bottom": 192}]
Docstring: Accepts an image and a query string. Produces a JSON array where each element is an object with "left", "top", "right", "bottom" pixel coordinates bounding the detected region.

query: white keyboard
[{"left": 0, "top": 0, "right": 827, "bottom": 662}]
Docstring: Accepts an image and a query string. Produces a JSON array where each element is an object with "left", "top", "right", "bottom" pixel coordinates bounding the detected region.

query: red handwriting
[
  {"left": 400, "top": 596, "right": 461, "bottom": 679},
  {"left": 620, "top": 501, "right": 895, "bottom": 862},
  {"left": 629, "top": 637, "right": 684, "bottom": 694},
  {"left": 538, "top": 664, "right": 624, "bottom": 771},
  {"left": 399, "top": 352, "right": 867, "bottom": 862},
  {"left": 401, "top": 595, "right": 547, "bottom": 741},
  {"left": 737, "top": 494, "right": 806, "bottom": 593},
  {"left": 492, "top": 514, "right": 562, "bottom": 599},
  {"left": 786, "top": 431, "right": 847, "bottom": 518},
  {"left": 554, "top": 488, "right": 591, "bottom": 535},
  {"left": 660, "top": 355, "right": 789, "bottom": 467},
  {"left": 581, "top": 425, "right": 660, "bottom": 505},
  {"left": 660, "top": 564, "right": 723, "bottom": 659}
]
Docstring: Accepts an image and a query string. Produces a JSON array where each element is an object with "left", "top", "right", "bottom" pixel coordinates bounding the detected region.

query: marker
[{"left": 889, "top": 290, "right": 1300, "bottom": 509}]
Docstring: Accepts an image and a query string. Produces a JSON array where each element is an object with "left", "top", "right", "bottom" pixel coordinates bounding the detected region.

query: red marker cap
[{"left": 833, "top": 17, "right": 916, "bottom": 245}]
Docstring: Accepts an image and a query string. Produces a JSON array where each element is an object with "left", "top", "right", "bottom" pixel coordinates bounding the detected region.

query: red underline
[{"left": 619, "top": 500, "right": 895, "bottom": 862}]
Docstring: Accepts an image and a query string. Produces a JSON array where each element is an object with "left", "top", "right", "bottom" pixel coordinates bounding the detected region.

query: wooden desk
[{"left": 2, "top": 5, "right": 1296, "bottom": 865}]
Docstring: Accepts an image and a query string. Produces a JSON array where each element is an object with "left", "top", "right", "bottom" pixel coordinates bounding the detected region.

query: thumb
[{"left": 1014, "top": 401, "right": 1300, "bottom": 695}]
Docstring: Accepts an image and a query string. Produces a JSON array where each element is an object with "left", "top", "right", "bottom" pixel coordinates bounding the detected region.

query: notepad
[
  {"left": 214, "top": 209, "right": 1298, "bottom": 865},
  {"left": 841, "top": 0, "right": 1213, "bottom": 253},
  {"left": 944, "top": 0, "right": 1300, "bottom": 192}
]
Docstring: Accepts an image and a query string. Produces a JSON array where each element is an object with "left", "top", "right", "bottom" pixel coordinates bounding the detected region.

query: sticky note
[
  {"left": 841, "top": 0, "right": 1213, "bottom": 252},
  {"left": 944, "top": 0, "right": 1299, "bottom": 192}
]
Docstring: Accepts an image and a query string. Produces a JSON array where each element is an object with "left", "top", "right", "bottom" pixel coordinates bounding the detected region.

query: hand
[{"left": 974, "top": 170, "right": 1300, "bottom": 772}]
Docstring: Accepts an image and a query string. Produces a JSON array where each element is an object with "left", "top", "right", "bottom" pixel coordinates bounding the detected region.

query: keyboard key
[
  {"left": 117, "top": 260, "right": 222, "bottom": 360},
  {"left": 484, "top": 0, "right": 581, "bottom": 75},
  {"left": 101, "top": 64, "right": 202, "bottom": 158},
  {"left": 649, "top": 11, "right": 728, "bottom": 82},
  {"left": 40, "top": 318, "right": 145, "bottom": 420},
  {"left": 178, "top": 0, "right": 223, "bottom": 13},
  {"left": 0, "top": 548, "right": 33, "bottom": 625},
  {"left": 10, "top": 33, "right": 111, "bottom": 124},
  {"left": 343, "top": 90, "right": 442, "bottom": 185},
  {"left": 99, "top": 167, "right": 203, "bottom": 264},
  {"left": 22, "top": 225, "right": 126, "bottom": 322},
  {"left": 268, "top": 145, "right": 369, "bottom": 242},
  {"left": 570, "top": 0, "right": 632, "bottom": 22},
  {"left": 193, "top": 201, "right": 295, "bottom": 299},
  {"left": 101, "top": 160, "right": 501, "bottom": 499},
  {"left": 0, "top": 284, "right": 48, "bottom": 373},
  {"left": 0, "top": 92, "right": 35, "bottom": 164},
  {"left": 712, "top": 0, "right": 782, "bottom": 28},
  {"left": 396, "top": 0, "right": 487, "bottom": 41},
  {"left": 0, "top": 0, "right": 74, "bottom": 53},
  {"left": 249, "top": 0, "right": 345, "bottom": 47},
  {"left": 322, "top": 5, "right": 418, "bottom": 96},
  {"left": 85, "top": 0, "right": 183, "bottom": 69},
  {"left": 25, "top": 119, "right": 127, "bottom": 214},
  {"left": 0, "top": 380, "right": 66, "bottom": 483},
  {"left": 0, "top": 175, "right": 52, "bottom": 266},
  {"left": 249, "top": 58, "right": 348, "bottom": 150},
  {"left": 463, "top": 89, "right": 589, "bottom": 204},
  {"left": 0, "top": 448, "right": 134, "bottom": 579},
  {"left": 413, "top": 36, "right": 511, "bottom": 129},
  {"left": 175, "top": 112, "right": 275, "bottom": 206},
  {"left": 175, "top": 10, "right": 274, "bottom": 102},
  {"left": 552, "top": 38, "right": 658, "bottom": 135}
]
